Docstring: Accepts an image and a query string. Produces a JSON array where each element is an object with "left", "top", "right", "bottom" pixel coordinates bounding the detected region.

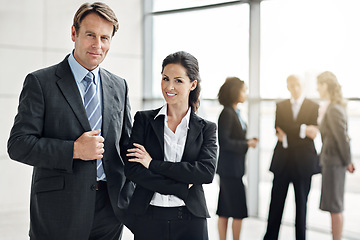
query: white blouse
[{"left": 150, "top": 104, "right": 191, "bottom": 207}]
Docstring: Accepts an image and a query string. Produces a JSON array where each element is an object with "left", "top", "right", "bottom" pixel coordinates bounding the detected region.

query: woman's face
[
  {"left": 237, "top": 85, "right": 248, "bottom": 103},
  {"left": 317, "top": 82, "right": 328, "bottom": 99},
  {"left": 161, "top": 63, "right": 197, "bottom": 107}
]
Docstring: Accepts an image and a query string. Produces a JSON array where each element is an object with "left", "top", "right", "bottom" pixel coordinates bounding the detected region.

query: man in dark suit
[
  {"left": 263, "top": 75, "right": 319, "bottom": 240},
  {"left": 7, "top": 2, "right": 133, "bottom": 240}
]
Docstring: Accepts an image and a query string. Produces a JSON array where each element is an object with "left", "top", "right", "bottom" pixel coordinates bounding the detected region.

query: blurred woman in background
[
  {"left": 216, "top": 77, "right": 258, "bottom": 240},
  {"left": 308, "top": 71, "right": 355, "bottom": 240}
]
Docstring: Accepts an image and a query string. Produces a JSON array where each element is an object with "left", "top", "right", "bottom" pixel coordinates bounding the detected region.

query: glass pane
[
  {"left": 260, "top": 0, "right": 360, "bottom": 99},
  {"left": 153, "top": 0, "right": 240, "bottom": 12},
  {"left": 152, "top": 4, "right": 249, "bottom": 101}
]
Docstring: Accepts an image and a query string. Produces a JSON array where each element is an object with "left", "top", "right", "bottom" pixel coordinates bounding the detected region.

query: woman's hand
[
  {"left": 247, "top": 137, "right": 258, "bottom": 148},
  {"left": 347, "top": 163, "right": 355, "bottom": 173},
  {"left": 126, "top": 143, "right": 152, "bottom": 169},
  {"left": 306, "top": 125, "right": 318, "bottom": 139}
]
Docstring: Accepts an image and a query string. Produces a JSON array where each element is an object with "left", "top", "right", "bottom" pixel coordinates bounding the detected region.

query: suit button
[
  {"left": 90, "top": 184, "right": 96, "bottom": 191},
  {"left": 178, "top": 208, "right": 183, "bottom": 219}
]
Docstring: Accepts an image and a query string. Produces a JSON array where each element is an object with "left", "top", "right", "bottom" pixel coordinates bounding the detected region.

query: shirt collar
[
  {"left": 155, "top": 104, "right": 191, "bottom": 129},
  {"left": 290, "top": 95, "right": 305, "bottom": 105},
  {"left": 68, "top": 51, "right": 100, "bottom": 85}
]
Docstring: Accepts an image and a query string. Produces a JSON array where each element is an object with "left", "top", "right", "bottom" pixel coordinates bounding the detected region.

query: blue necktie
[{"left": 83, "top": 72, "right": 105, "bottom": 180}]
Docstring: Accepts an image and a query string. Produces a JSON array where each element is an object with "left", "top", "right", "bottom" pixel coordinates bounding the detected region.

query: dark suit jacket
[
  {"left": 124, "top": 108, "right": 217, "bottom": 220},
  {"left": 270, "top": 99, "right": 319, "bottom": 177},
  {"left": 216, "top": 106, "right": 249, "bottom": 178},
  {"left": 319, "top": 104, "right": 351, "bottom": 167},
  {"left": 7, "top": 55, "right": 134, "bottom": 240}
]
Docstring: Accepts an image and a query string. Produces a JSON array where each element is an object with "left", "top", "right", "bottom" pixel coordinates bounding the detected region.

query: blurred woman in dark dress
[{"left": 216, "top": 77, "right": 258, "bottom": 240}]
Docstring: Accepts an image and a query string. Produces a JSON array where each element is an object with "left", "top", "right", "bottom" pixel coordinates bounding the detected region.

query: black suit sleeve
[
  {"left": 149, "top": 121, "right": 217, "bottom": 185},
  {"left": 124, "top": 111, "right": 189, "bottom": 200},
  {"left": 7, "top": 73, "right": 74, "bottom": 172}
]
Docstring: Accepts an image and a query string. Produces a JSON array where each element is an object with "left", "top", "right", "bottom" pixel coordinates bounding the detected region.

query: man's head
[
  {"left": 71, "top": 2, "right": 119, "bottom": 70},
  {"left": 73, "top": 2, "right": 119, "bottom": 37},
  {"left": 286, "top": 75, "right": 303, "bottom": 100}
]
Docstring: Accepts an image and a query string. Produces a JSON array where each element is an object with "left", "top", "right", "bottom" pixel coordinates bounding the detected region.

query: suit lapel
[
  {"left": 182, "top": 112, "right": 203, "bottom": 162},
  {"left": 150, "top": 110, "right": 165, "bottom": 154},
  {"left": 296, "top": 98, "right": 308, "bottom": 122},
  {"left": 284, "top": 99, "right": 295, "bottom": 122},
  {"left": 149, "top": 109, "right": 203, "bottom": 162},
  {"left": 100, "top": 69, "right": 115, "bottom": 139},
  {"left": 56, "top": 57, "right": 91, "bottom": 131}
]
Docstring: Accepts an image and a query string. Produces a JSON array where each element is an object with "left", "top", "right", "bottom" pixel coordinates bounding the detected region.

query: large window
[
  {"left": 153, "top": 0, "right": 241, "bottom": 12},
  {"left": 145, "top": 0, "right": 360, "bottom": 238},
  {"left": 259, "top": 0, "right": 360, "bottom": 237},
  {"left": 149, "top": 2, "right": 249, "bottom": 100},
  {"left": 260, "top": 0, "right": 360, "bottom": 99}
]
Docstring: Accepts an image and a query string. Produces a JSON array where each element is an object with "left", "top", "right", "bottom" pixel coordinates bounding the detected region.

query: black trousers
[
  {"left": 89, "top": 184, "right": 123, "bottom": 240},
  {"left": 264, "top": 173, "right": 312, "bottom": 240},
  {"left": 132, "top": 205, "right": 208, "bottom": 240}
]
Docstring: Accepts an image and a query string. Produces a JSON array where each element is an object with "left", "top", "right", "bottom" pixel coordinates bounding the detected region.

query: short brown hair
[
  {"left": 73, "top": 2, "right": 119, "bottom": 37},
  {"left": 218, "top": 77, "right": 244, "bottom": 106}
]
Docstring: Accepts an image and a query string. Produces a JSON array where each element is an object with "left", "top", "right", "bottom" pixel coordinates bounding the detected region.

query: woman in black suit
[
  {"left": 124, "top": 51, "right": 217, "bottom": 240},
  {"left": 216, "top": 77, "right": 258, "bottom": 240}
]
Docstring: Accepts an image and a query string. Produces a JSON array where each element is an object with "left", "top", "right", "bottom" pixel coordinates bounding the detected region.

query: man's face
[
  {"left": 287, "top": 76, "right": 303, "bottom": 100},
  {"left": 71, "top": 13, "right": 113, "bottom": 70}
]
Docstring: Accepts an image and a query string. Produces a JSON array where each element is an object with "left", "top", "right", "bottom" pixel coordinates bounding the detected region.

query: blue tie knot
[{"left": 84, "top": 71, "right": 95, "bottom": 84}]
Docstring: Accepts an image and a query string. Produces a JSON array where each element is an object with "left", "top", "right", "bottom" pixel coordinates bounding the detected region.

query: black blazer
[
  {"left": 7, "top": 55, "right": 134, "bottom": 240},
  {"left": 216, "top": 106, "right": 249, "bottom": 178},
  {"left": 270, "top": 99, "right": 319, "bottom": 177},
  {"left": 124, "top": 108, "right": 217, "bottom": 219}
]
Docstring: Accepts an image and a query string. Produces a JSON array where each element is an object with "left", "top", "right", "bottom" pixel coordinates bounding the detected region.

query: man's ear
[{"left": 71, "top": 26, "right": 76, "bottom": 42}]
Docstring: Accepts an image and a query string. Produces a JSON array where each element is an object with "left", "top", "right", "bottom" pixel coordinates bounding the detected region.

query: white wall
[{"left": 0, "top": 0, "right": 143, "bottom": 212}]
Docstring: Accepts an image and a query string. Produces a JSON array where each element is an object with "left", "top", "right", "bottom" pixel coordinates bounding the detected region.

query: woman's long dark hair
[{"left": 161, "top": 51, "right": 201, "bottom": 112}]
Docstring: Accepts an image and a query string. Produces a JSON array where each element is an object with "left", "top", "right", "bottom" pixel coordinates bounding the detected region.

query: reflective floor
[
  {"left": 1, "top": 176, "right": 359, "bottom": 240},
  {"left": 0, "top": 210, "right": 346, "bottom": 240}
]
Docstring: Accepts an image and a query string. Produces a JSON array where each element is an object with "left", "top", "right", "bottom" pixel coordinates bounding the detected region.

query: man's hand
[
  {"left": 73, "top": 129, "right": 104, "bottom": 160},
  {"left": 306, "top": 125, "right": 318, "bottom": 140},
  {"left": 276, "top": 127, "right": 285, "bottom": 142}
]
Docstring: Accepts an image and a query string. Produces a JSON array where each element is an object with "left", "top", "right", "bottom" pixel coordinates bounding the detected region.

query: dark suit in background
[
  {"left": 125, "top": 108, "right": 217, "bottom": 239},
  {"left": 264, "top": 98, "right": 319, "bottom": 240},
  {"left": 7, "top": 55, "right": 133, "bottom": 239},
  {"left": 216, "top": 106, "right": 248, "bottom": 178},
  {"left": 216, "top": 106, "right": 249, "bottom": 218}
]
